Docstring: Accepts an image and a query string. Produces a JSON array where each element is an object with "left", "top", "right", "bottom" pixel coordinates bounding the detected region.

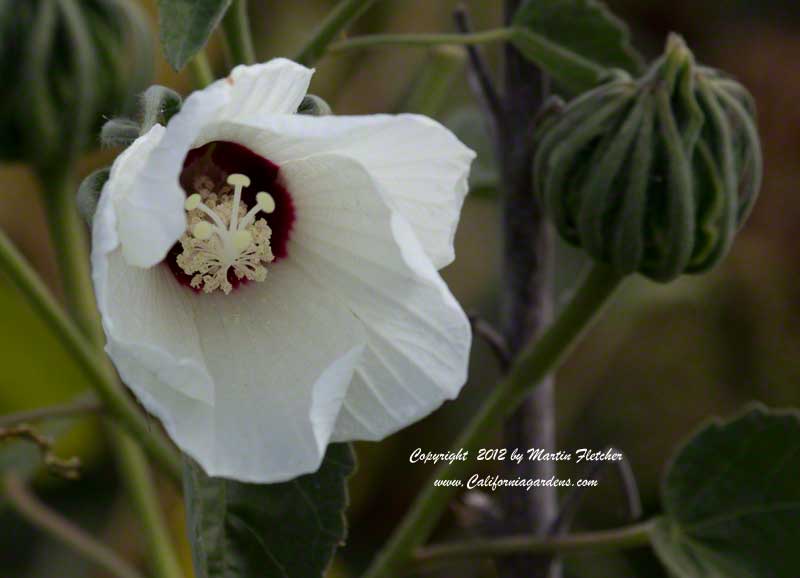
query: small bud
[
  {"left": 76, "top": 167, "right": 110, "bottom": 225},
  {"left": 100, "top": 118, "right": 141, "bottom": 149},
  {"left": 140, "top": 85, "right": 183, "bottom": 132},
  {"left": 534, "top": 34, "right": 762, "bottom": 282},
  {"left": 298, "top": 94, "right": 332, "bottom": 116}
]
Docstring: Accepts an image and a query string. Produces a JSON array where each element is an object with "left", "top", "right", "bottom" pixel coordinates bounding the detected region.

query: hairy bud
[
  {"left": 0, "top": 0, "right": 153, "bottom": 174},
  {"left": 298, "top": 95, "right": 332, "bottom": 117},
  {"left": 534, "top": 34, "right": 762, "bottom": 282}
]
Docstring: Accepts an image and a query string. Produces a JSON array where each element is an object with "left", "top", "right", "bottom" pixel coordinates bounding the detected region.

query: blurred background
[{"left": 1, "top": 0, "right": 798, "bottom": 576}]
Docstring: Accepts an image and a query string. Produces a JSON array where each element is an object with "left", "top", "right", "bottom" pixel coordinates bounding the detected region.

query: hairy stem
[
  {"left": 330, "top": 29, "right": 515, "bottom": 52},
  {"left": 41, "top": 172, "right": 103, "bottom": 343},
  {"left": 296, "top": 0, "right": 379, "bottom": 66},
  {"left": 187, "top": 52, "right": 214, "bottom": 88},
  {"left": 0, "top": 218, "right": 180, "bottom": 482},
  {"left": 414, "top": 519, "right": 654, "bottom": 569},
  {"left": 2, "top": 473, "right": 146, "bottom": 578},
  {"left": 38, "top": 172, "right": 183, "bottom": 578},
  {"left": 328, "top": 28, "right": 607, "bottom": 94},
  {"left": 363, "top": 265, "right": 624, "bottom": 578},
  {"left": 221, "top": 0, "right": 256, "bottom": 66}
]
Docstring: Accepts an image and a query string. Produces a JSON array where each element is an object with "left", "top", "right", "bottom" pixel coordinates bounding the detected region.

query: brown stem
[
  {"left": 469, "top": 314, "right": 512, "bottom": 371},
  {"left": 497, "top": 1, "right": 559, "bottom": 576},
  {"left": 0, "top": 425, "right": 81, "bottom": 479},
  {"left": 453, "top": 6, "right": 505, "bottom": 143}
]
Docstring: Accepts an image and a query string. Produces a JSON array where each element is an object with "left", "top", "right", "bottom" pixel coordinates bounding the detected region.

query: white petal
[
  {"left": 112, "top": 60, "right": 313, "bottom": 267},
  {"left": 96, "top": 250, "right": 366, "bottom": 482},
  {"left": 94, "top": 125, "right": 172, "bottom": 266},
  {"left": 92, "top": 241, "right": 214, "bottom": 404},
  {"left": 279, "top": 154, "right": 472, "bottom": 441},
  {"left": 122, "top": 81, "right": 235, "bottom": 267},
  {"left": 221, "top": 59, "right": 313, "bottom": 121},
  {"left": 199, "top": 114, "right": 475, "bottom": 269},
  {"left": 189, "top": 261, "right": 366, "bottom": 481}
]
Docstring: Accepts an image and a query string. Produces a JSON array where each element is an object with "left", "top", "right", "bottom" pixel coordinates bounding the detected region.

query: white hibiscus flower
[{"left": 91, "top": 58, "right": 475, "bottom": 483}]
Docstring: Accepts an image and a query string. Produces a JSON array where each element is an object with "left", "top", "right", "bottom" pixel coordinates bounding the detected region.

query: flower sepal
[
  {"left": 298, "top": 94, "right": 332, "bottom": 116},
  {"left": 77, "top": 167, "right": 110, "bottom": 225}
]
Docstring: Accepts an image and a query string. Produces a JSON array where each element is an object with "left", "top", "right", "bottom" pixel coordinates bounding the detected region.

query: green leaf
[
  {"left": 183, "top": 443, "right": 356, "bottom": 578},
  {"left": 512, "top": 0, "right": 644, "bottom": 75},
  {"left": 157, "top": 0, "right": 231, "bottom": 70},
  {"left": 651, "top": 404, "right": 800, "bottom": 578}
]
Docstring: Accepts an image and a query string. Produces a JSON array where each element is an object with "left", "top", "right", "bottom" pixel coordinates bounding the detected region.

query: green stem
[
  {"left": 37, "top": 173, "right": 184, "bottom": 576},
  {"left": 221, "top": 0, "right": 256, "bottom": 66},
  {"left": 35, "top": 174, "right": 185, "bottom": 576},
  {"left": 0, "top": 395, "right": 101, "bottom": 429},
  {"left": 330, "top": 29, "right": 515, "bottom": 51},
  {"left": 330, "top": 28, "right": 610, "bottom": 94},
  {"left": 187, "top": 52, "right": 214, "bottom": 88},
  {"left": 414, "top": 520, "right": 655, "bottom": 570},
  {"left": 114, "top": 429, "right": 183, "bottom": 578},
  {"left": 40, "top": 171, "right": 103, "bottom": 343},
  {"left": 0, "top": 203, "right": 181, "bottom": 482},
  {"left": 3, "top": 473, "right": 146, "bottom": 578},
  {"left": 296, "top": 0, "right": 379, "bottom": 66},
  {"left": 364, "top": 264, "right": 625, "bottom": 578}
]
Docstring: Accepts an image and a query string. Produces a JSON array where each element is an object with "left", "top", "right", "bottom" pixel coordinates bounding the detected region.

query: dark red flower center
[{"left": 165, "top": 141, "right": 295, "bottom": 293}]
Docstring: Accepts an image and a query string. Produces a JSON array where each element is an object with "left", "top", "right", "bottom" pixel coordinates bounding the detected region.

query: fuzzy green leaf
[
  {"left": 651, "top": 404, "right": 800, "bottom": 578},
  {"left": 184, "top": 444, "right": 355, "bottom": 578},
  {"left": 157, "top": 0, "right": 231, "bottom": 70},
  {"left": 513, "top": 0, "right": 643, "bottom": 75}
]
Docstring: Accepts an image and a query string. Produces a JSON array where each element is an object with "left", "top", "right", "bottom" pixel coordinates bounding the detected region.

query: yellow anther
[
  {"left": 226, "top": 173, "right": 251, "bottom": 188},
  {"left": 185, "top": 194, "right": 202, "bottom": 211},
  {"left": 192, "top": 221, "right": 214, "bottom": 240},
  {"left": 232, "top": 230, "right": 253, "bottom": 252},
  {"left": 256, "top": 192, "right": 275, "bottom": 214}
]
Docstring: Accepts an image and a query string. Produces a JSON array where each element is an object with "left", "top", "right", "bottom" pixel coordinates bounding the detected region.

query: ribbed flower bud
[
  {"left": 534, "top": 34, "right": 762, "bottom": 282},
  {"left": 0, "top": 0, "right": 153, "bottom": 174}
]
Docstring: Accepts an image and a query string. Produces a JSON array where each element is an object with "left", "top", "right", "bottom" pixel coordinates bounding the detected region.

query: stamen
[{"left": 176, "top": 171, "right": 275, "bottom": 294}]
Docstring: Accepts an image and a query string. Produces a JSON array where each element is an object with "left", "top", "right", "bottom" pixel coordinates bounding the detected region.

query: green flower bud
[
  {"left": 0, "top": 0, "right": 153, "bottom": 174},
  {"left": 100, "top": 117, "right": 140, "bottom": 148},
  {"left": 76, "top": 166, "right": 110, "bottom": 225},
  {"left": 139, "top": 85, "right": 182, "bottom": 132},
  {"left": 534, "top": 34, "right": 762, "bottom": 282},
  {"left": 298, "top": 94, "right": 332, "bottom": 116}
]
